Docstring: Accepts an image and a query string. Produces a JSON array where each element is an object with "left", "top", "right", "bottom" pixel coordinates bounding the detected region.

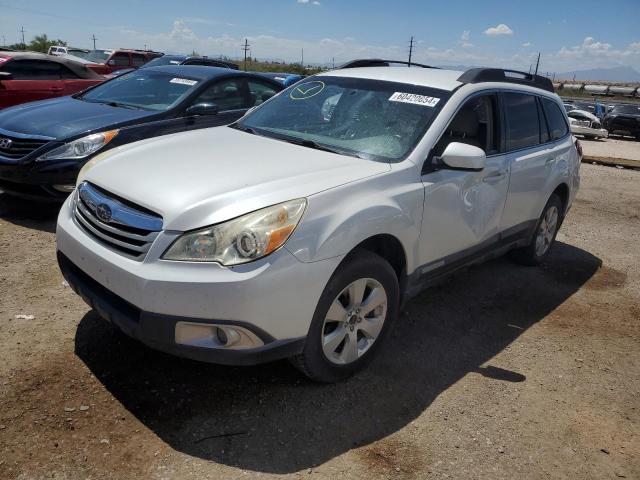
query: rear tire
[
  {"left": 509, "top": 194, "right": 563, "bottom": 266},
  {"left": 291, "top": 250, "right": 399, "bottom": 383}
]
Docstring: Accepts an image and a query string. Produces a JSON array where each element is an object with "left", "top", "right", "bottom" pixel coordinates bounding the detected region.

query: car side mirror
[
  {"left": 107, "top": 59, "right": 116, "bottom": 66},
  {"left": 186, "top": 102, "right": 219, "bottom": 116},
  {"left": 440, "top": 142, "right": 486, "bottom": 171},
  {"left": 0, "top": 72, "right": 13, "bottom": 81}
]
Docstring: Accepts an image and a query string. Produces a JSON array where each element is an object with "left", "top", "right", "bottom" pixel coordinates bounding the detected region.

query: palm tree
[{"left": 28, "top": 34, "right": 67, "bottom": 53}]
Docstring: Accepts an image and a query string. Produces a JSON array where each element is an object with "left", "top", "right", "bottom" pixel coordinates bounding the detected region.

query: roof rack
[
  {"left": 339, "top": 59, "right": 439, "bottom": 70},
  {"left": 457, "top": 68, "right": 554, "bottom": 93}
]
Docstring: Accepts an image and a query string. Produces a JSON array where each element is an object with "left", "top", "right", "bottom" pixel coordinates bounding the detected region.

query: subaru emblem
[{"left": 96, "top": 203, "right": 112, "bottom": 223}]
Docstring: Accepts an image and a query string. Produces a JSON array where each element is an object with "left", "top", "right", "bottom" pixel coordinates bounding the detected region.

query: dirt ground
[{"left": 0, "top": 163, "right": 638, "bottom": 480}]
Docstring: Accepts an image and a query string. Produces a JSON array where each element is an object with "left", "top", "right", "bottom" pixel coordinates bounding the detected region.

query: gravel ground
[
  {"left": 0, "top": 163, "right": 638, "bottom": 480},
  {"left": 581, "top": 136, "right": 640, "bottom": 163}
]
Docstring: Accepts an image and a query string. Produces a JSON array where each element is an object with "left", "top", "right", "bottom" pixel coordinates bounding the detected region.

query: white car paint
[{"left": 57, "top": 65, "right": 580, "bottom": 366}]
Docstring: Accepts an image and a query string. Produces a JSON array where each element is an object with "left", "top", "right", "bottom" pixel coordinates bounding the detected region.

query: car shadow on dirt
[
  {"left": 0, "top": 194, "right": 60, "bottom": 233},
  {"left": 74, "top": 242, "right": 601, "bottom": 474}
]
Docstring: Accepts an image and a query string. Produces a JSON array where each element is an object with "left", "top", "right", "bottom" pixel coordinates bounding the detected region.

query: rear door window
[
  {"left": 503, "top": 92, "right": 542, "bottom": 151},
  {"left": 1, "top": 60, "right": 62, "bottom": 80},
  {"left": 542, "top": 98, "right": 569, "bottom": 140},
  {"left": 191, "top": 78, "right": 247, "bottom": 111},
  {"left": 247, "top": 79, "right": 278, "bottom": 106}
]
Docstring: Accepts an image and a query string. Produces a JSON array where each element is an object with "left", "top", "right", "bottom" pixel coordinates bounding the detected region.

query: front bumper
[
  {"left": 570, "top": 125, "right": 608, "bottom": 138},
  {"left": 0, "top": 158, "right": 82, "bottom": 201},
  {"left": 56, "top": 197, "right": 343, "bottom": 365}
]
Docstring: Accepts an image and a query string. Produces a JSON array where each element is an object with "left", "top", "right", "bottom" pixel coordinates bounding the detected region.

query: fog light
[
  {"left": 215, "top": 326, "right": 241, "bottom": 347},
  {"left": 52, "top": 184, "right": 76, "bottom": 193},
  {"left": 175, "top": 322, "right": 264, "bottom": 350}
]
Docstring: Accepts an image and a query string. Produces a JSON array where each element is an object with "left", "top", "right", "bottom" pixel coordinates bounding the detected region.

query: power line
[
  {"left": 242, "top": 38, "right": 251, "bottom": 71},
  {"left": 408, "top": 36, "right": 414, "bottom": 67}
]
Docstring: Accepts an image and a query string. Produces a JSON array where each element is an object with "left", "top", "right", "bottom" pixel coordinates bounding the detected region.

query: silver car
[{"left": 56, "top": 62, "right": 581, "bottom": 382}]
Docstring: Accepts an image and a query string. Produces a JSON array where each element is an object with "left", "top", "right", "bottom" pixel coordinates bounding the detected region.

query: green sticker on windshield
[{"left": 290, "top": 81, "right": 325, "bottom": 100}]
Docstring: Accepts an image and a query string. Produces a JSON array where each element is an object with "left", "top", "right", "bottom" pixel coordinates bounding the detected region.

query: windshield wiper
[
  {"left": 80, "top": 98, "right": 142, "bottom": 110},
  {"left": 284, "top": 138, "right": 364, "bottom": 159},
  {"left": 232, "top": 123, "right": 257, "bottom": 135},
  {"left": 104, "top": 101, "right": 142, "bottom": 110}
]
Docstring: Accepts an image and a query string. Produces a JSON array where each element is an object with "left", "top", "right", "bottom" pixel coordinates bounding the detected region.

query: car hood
[
  {"left": 81, "top": 127, "right": 390, "bottom": 231},
  {"left": 569, "top": 109, "right": 598, "bottom": 122},
  {"left": 0, "top": 97, "right": 154, "bottom": 140}
]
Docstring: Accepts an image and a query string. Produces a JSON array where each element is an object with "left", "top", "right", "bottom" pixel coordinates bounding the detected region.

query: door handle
[{"left": 482, "top": 171, "right": 507, "bottom": 183}]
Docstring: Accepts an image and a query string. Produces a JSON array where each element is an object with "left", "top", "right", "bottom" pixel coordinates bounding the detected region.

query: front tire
[
  {"left": 509, "top": 194, "right": 563, "bottom": 266},
  {"left": 291, "top": 250, "right": 399, "bottom": 383}
]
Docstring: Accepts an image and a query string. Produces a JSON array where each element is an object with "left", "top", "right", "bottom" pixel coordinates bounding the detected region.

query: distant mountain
[{"left": 556, "top": 66, "right": 640, "bottom": 83}]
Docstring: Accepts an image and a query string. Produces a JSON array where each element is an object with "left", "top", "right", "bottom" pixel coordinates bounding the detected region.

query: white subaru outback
[{"left": 56, "top": 60, "right": 581, "bottom": 382}]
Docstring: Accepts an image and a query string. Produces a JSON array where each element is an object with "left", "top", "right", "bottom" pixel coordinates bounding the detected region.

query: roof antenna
[{"left": 534, "top": 52, "right": 541, "bottom": 76}]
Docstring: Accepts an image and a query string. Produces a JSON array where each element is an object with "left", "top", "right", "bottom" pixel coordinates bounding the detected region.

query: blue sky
[{"left": 1, "top": 0, "right": 639, "bottom": 72}]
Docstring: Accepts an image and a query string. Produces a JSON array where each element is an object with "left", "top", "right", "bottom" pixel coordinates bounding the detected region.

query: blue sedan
[{"left": 0, "top": 65, "right": 282, "bottom": 201}]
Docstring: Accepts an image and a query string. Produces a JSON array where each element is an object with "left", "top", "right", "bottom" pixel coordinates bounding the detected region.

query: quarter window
[
  {"left": 111, "top": 53, "right": 130, "bottom": 66},
  {"left": 542, "top": 98, "right": 569, "bottom": 140},
  {"left": 503, "top": 92, "right": 542, "bottom": 151},
  {"left": 131, "top": 54, "right": 147, "bottom": 67}
]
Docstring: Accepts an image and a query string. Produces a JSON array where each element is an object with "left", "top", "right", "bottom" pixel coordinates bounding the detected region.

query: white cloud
[
  {"left": 297, "top": 0, "right": 320, "bottom": 4},
  {"left": 459, "top": 30, "right": 473, "bottom": 48},
  {"left": 101, "top": 21, "right": 640, "bottom": 72},
  {"left": 522, "top": 42, "right": 532, "bottom": 48},
  {"left": 484, "top": 24, "right": 513, "bottom": 36},
  {"left": 543, "top": 37, "right": 640, "bottom": 72}
]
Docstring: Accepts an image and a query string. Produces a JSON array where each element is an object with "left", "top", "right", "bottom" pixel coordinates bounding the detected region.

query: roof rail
[
  {"left": 457, "top": 68, "right": 554, "bottom": 93},
  {"left": 339, "top": 59, "right": 439, "bottom": 70}
]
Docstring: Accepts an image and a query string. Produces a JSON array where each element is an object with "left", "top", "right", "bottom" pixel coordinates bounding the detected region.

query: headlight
[
  {"left": 162, "top": 199, "right": 307, "bottom": 265},
  {"left": 37, "top": 130, "right": 119, "bottom": 161}
]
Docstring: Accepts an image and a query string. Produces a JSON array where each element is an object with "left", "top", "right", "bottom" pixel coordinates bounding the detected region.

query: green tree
[{"left": 27, "top": 34, "right": 67, "bottom": 53}]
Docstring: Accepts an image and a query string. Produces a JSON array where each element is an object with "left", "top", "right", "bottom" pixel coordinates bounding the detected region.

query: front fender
[{"left": 285, "top": 165, "right": 424, "bottom": 274}]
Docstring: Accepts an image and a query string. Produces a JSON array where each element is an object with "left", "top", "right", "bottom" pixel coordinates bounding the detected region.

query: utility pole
[
  {"left": 20, "top": 26, "right": 25, "bottom": 50},
  {"left": 332, "top": 57, "right": 335, "bottom": 69},
  {"left": 1, "top": 35, "right": 5, "bottom": 47},
  {"left": 144, "top": 44, "right": 147, "bottom": 51},
  {"left": 408, "top": 36, "right": 414, "bottom": 67},
  {"left": 534, "top": 52, "right": 541, "bottom": 76},
  {"left": 91, "top": 34, "right": 97, "bottom": 49},
  {"left": 242, "top": 38, "right": 250, "bottom": 71},
  {"left": 301, "top": 48, "right": 304, "bottom": 67}
]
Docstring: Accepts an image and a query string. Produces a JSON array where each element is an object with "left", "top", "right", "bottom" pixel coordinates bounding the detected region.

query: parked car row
[
  {"left": 564, "top": 101, "right": 640, "bottom": 140},
  {"left": 0, "top": 65, "right": 282, "bottom": 199},
  {"left": 0, "top": 52, "right": 104, "bottom": 109}
]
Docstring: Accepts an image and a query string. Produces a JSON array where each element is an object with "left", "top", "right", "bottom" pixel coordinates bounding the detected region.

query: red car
[
  {"left": 0, "top": 52, "right": 105, "bottom": 109},
  {"left": 82, "top": 49, "right": 164, "bottom": 74}
]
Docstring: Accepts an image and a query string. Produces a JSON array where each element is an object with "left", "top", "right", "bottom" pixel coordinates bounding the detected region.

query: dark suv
[{"left": 603, "top": 104, "right": 640, "bottom": 140}]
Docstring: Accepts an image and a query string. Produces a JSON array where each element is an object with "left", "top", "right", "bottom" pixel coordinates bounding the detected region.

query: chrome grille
[
  {"left": 0, "top": 134, "right": 49, "bottom": 160},
  {"left": 73, "top": 182, "right": 163, "bottom": 260}
]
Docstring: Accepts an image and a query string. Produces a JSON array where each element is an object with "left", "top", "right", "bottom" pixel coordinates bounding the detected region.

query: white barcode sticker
[
  {"left": 170, "top": 78, "right": 198, "bottom": 86},
  {"left": 389, "top": 92, "right": 440, "bottom": 107}
]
